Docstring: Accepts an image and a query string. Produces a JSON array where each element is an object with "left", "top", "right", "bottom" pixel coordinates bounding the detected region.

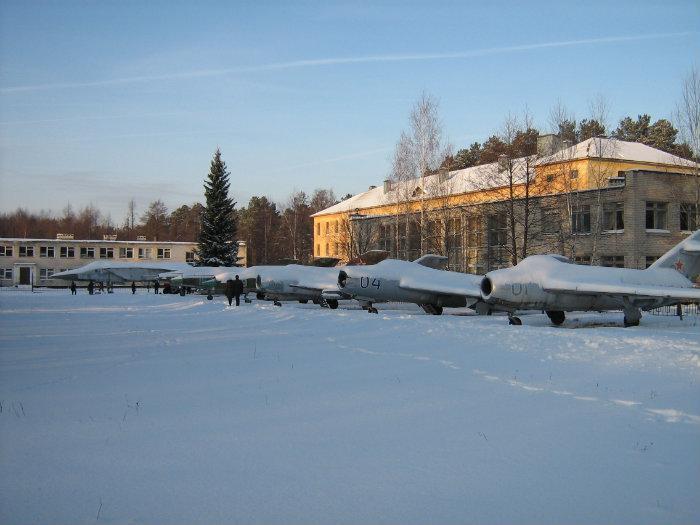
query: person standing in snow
[
  {"left": 232, "top": 275, "right": 244, "bottom": 306},
  {"left": 87, "top": 280, "right": 94, "bottom": 295},
  {"left": 224, "top": 279, "right": 235, "bottom": 306},
  {"left": 131, "top": 281, "right": 136, "bottom": 294},
  {"left": 70, "top": 281, "right": 77, "bottom": 295},
  {"left": 154, "top": 280, "right": 160, "bottom": 294}
]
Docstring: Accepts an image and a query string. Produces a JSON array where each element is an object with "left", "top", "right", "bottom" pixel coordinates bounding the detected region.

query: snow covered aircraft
[
  {"left": 480, "top": 230, "right": 700, "bottom": 327},
  {"left": 216, "top": 264, "right": 346, "bottom": 307},
  {"left": 52, "top": 261, "right": 194, "bottom": 284},
  {"left": 330, "top": 255, "right": 483, "bottom": 314}
]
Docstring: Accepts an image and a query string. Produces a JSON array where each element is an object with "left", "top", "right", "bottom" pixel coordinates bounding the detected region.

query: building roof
[
  {"left": 312, "top": 157, "right": 533, "bottom": 217},
  {"left": 313, "top": 138, "right": 698, "bottom": 218},
  {"left": 536, "top": 137, "right": 697, "bottom": 167},
  {"left": 0, "top": 238, "right": 196, "bottom": 244}
]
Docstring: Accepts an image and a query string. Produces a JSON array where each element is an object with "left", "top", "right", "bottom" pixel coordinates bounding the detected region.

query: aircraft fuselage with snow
[
  {"left": 52, "top": 261, "right": 195, "bottom": 284},
  {"left": 332, "top": 255, "right": 482, "bottom": 314},
  {"left": 480, "top": 230, "right": 700, "bottom": 326}
]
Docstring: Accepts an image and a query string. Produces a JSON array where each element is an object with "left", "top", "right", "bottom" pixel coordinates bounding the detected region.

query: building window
[
  {"left": 570, "top": 169, "right": 578, "bottom": 179},
  {"left": 334, "top": 242, "right": 340, "bottom": 256},
  {"left": 19, "top": 246, "right": 34, "bottom": 257},
  {"left": 138, "top": 248, "right": 151, "bottom": 259},
  {"left": 157, "top": 248, "right": 171, "bottom": 259},
  {"left": 60, "top": 246, "right": 75, "bottom": 258},
  {"left": 39, "top": 246, "right": 55, "bottom": 258},
  {"left": 602, "top": 202, "right": 624, "bottom": 231},
  {"left": 571, "top": 205, "right": 591, "bottom": 234},
  {"left": 646, "top": 201, "right": 668, "bottom": 230},
  {"left": 316, "top": 223, "right": 320, "bottom": 236},
  {"left": 0, "top": 246, "right": 13, "bottom": 257},
  {"left": 119, "top": 247, "right": 134, "bottom": 259},
  {"left": 334, "top": 220, "right": 339, "bottom": 234},
  {"left": 546, "top": 174, "right": 554, "bottom": 183},
  {"left": 99, "top": 247, "right": 114, "bottom": 259},
  {"left": 39, "top": 268, "right": 55, "bottom": 280},
  {"left": 487, "top": 214, "right": 507, "bottom": 247},
  {"left": 645, "top": 256, "right": 659, "bottom": 268},
  {"left": 325, "top": 222, "right": 329, "bottom": 235},
  {"left": 617, "top": 171, "right": 627, "bottom": 179},
  {"left": 325, "top": 243, "right": 329, "bottom": 256},
  {"left": 680, "top": 203, "right": 697, "bottom": 232},
  {"left": 185, "top": 251, "right": 195, "bottom": 263},
  {"left": 316, "top": 244, "right": 320, "bottom": 257},
  {"left": 573, "top": 255, "right": 591, "bottom": 265},
  {"left": 1, "top": 268, "right": 12, "bottom": 279},
  {"left": 80, "top": 247, "right": 95, "bottom": 259},
  {"left": 601, "top": 255, "right": 625, "bottom": 268}
]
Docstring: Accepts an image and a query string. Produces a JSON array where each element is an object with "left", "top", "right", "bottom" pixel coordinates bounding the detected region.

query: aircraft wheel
[
  {"left": 180, "top": 289, "right": 186, "bottom": 297},
  {"left": 546, "top": 310, "right": 565, "bottom": 325},
  {"left": 369, "top": 307, "right": 379, "bottom": 314},
  {"left": 326, "top": 299, "right": 338, "bottom": 309},
  {"left": 256, "top": 292, "right": 265, "bottom": 300},
  {"left": 508, "top": 315, "right": 522, "bottom": 325},
  {"left": 274, "top": 300, "right": 282, "bottom": 307},
  {"left": 207, "top": 294, "right": 213, "bottom": 300},
  {"left": 298, "top": 299, "right": 309, "bottom": 304}
]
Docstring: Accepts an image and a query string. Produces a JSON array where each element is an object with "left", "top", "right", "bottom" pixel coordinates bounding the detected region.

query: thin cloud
[{"left": 1, "top": 32, "right": 694, "bottom": 94}]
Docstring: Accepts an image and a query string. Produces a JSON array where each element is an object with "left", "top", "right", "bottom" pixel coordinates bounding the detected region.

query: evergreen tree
[{"left": 197, "top": 149, "right": 238, "bottom": 266}]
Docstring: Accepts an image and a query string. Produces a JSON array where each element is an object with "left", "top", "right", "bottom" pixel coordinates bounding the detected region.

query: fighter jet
[
  {"left": 480, "top": 230, "right": 700, "bottom": 327},
  {"left": 52, "top": 261, "right": 194, "bottom": 284},
  {"left": 216, "top": 264, "right": 346, "bottom": 307},
  {"left": 330, "top": 255, "right": 483, "bottom": 314}
]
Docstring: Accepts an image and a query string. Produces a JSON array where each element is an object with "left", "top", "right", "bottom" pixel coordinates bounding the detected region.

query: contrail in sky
[{"left": 0, "top": 31, "right": 695, "bottom": 94}]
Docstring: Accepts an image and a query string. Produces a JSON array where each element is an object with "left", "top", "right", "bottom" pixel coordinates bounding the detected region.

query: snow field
[{"left": 0, "top": 290, "right": 699, "bottom": 524}]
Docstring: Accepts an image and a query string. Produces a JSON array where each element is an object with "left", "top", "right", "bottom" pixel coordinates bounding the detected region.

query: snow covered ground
[{"left": 1, "top": 289, "right": 699, "bottom": 524}]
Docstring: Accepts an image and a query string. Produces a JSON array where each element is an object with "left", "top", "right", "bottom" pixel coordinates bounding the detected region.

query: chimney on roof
[
  {"left": 497, "top": 154, "right": 509, "bottom": 172},
  {"left": 383, "top": 179, "right": 393, "bottom": 193},
  {"left": 56, "top": 233, "right": 74, "bottom": 240},
  {"left": 368, "top": 185, "right": 377, "bottom": 191},
  {"left": 437, "top": 167, "right": 449, "bottom": 184},
  {"left": 536, "top": 134, "right": 562, "bottom": 156},
  {"left": 562, "top": 139, "right": 573, "bottom": 150}
]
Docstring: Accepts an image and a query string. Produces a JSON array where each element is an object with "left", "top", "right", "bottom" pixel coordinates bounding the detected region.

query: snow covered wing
[
  {"left": 541, "top": 278, "right": 700, "bottom": 302},
  {"left": 398, "top": 271, "right": 482, "bottom": 299}
]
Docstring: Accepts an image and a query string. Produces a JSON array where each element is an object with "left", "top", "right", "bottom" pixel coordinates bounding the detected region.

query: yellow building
[{"left": 312, "top": 137, "right": 698, "bottom": 270}]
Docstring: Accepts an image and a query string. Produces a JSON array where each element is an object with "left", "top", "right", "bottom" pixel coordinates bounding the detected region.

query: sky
[{"left": 0, "top": 0, "right": 698, "bottom": 223}]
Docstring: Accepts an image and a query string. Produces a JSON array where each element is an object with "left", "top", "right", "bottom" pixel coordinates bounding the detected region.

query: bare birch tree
[{"left": 675, "top": 66, "right": 700, "bottom": 229}]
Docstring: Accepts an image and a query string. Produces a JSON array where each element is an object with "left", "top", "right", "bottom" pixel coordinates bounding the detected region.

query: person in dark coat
[
  {"left": 224, "top": 279, "right": 235, "bottom": 306},
  {"left": 70, "top": 281, "right": 77, "bottom": 295},
  {"left": 154, "top": 280, "right": 160, "bottom": 294},
  {"left": 232, "top": 275, "right": 244, "bottom": 306},
  {"left": 87, "top": 280, "right": 94, "bottom": 295},
  {"left": 131, "top": 281, "right": 136, "bottom": 294}
]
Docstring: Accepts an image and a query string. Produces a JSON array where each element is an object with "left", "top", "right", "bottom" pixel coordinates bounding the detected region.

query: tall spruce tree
[{"left": 197, "top": 149, "right": 238, "bottom": 266}]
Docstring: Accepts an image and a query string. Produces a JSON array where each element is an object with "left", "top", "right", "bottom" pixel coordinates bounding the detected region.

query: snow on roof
[
  {"left": 0, "top": 238, "right": 195, "bottom": 244},
  {"left": 536, "top": 137, "right": 698, "bottom": 167},
  {"left": 312, "top": 157, "right": 532, "bottom": 217},
  {"left": 314, "top": 138, "right": 698, "bottom": 218}
]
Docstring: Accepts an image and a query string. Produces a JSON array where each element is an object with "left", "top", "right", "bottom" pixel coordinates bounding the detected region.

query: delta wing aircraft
[
  {"left": 330, "top": 255, "right": 483, "bottom": 314},
  {"left": 480, "top": 230, "right": 700, "bottom": 327},
  {"left": 53, "top": 261, "right": 194, "bottom": 284},
  {"left": 216, "top": 264, "right": 347, "bottom": 307}
]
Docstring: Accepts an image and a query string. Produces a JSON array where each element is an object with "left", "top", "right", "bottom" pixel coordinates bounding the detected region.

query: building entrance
[{"left": 19, "top": 267, "right": 31, "bottom": 285}]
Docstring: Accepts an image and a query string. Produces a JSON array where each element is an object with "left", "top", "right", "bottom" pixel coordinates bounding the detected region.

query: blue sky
[{"left": 0, "top": 0, "right": 698, "bottom": 223}]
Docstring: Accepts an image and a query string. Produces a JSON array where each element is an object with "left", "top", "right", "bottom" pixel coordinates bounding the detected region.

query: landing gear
[
  {"left": 420, "top": 304, "right": 443, "bottom": 315},
  {"left": 326, "top": 299, "right": 338, "bottom": 309},
  {"left": 256, "top": 292, "right": 265, "bottom": 300},
  {"left": 508, "top": 315, "right": 522, "bottom": 325},
  {"left": 298, "top": 299, "right": 308, "bottom": 304},
  {"left": 546, "top": 310, "right": 565, "bottom": 325},
  {"left": 207, "top": 294, "right": 213, "bottom": 300},
  {"left": 273, "top": 300, "right": 282, "bottom": 307},
  {"left": 623, "top": 306, "right": 641, "bottom": 327}
]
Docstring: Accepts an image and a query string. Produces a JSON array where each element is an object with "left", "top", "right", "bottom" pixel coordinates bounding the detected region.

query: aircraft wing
[
  {"left": 542, "top": 278, "right": 700, "bottom": 302},
  {"left": 398, "top": 274, "right": 482, "bottom": 299}
]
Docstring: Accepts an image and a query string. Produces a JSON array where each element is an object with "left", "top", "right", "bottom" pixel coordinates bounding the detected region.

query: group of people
[{"left": 72, "top": 280, "right": 161, "bottom": 295}]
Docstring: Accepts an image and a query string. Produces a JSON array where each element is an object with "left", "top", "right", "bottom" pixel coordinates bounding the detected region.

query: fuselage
[{"left": 481, "top": 255, "right": 692, "bottom": 312}]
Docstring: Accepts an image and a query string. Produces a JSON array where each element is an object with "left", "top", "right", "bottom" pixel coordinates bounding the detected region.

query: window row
[
  {"left": 316, "top": 220, "right": 340, "bottom": 236},
  {"left": 0, "top": 246, "right": 173, "bottom": 259},
  {"left": 571, "top": 201, "right": 697, "bottom": 234}
]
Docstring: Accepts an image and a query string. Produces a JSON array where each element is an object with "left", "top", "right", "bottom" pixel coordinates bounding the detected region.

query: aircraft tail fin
[
  {"left": 413, "top": 254, "right": 448, "bottom": 270},
  {"left": 649, "top": 230, "right": 700, "bottom": 282}
]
